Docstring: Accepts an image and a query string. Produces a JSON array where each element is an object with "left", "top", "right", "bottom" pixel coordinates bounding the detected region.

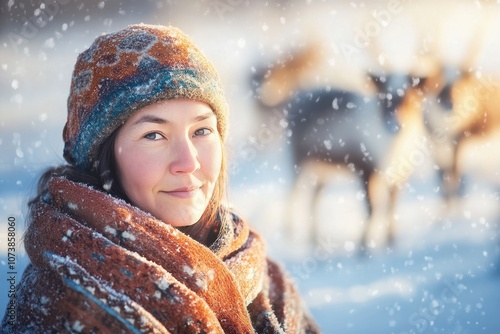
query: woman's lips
[{"left": 163, "top": 186, "right": 201, "bottom": 198}]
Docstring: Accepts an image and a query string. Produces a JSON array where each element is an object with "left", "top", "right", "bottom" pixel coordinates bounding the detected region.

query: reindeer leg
[
  {"left": 310, "top": 181, "right": 325, "bottom": 246},
  {"left": 387, "top": 185, "right": 400, "bottom": 248},
  {"left": 446, "top": 135, "right": 465, "bottom": 212},
  {"left": 439, "top": 168, "right": 452, "bottom": 205},
  {"left": 451, "top": 137, "right": 465, "bottom": 197},
  {"left": 359, "top": 173, "right": 375, "bottom": 254}
]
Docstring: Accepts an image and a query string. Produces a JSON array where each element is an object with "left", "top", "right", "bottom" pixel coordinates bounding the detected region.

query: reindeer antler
[{"left": 459, "top": 4, "right": 494, "bottom": 72}]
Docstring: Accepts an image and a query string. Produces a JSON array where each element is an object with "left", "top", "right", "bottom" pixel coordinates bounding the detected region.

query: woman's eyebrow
[
  {"left": 193, "top": 112, "right": 215, "bottom": 122},
  {"left": 132, "top": 115, "right": 169, "bottom": 125},
  {"left": 132, "top": 111, "right": 214, "bottom": 126}
]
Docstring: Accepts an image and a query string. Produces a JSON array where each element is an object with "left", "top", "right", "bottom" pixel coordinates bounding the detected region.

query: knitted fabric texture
[
  {"left": 63, "top": 24, "right": 228, "bottom": 171},
  {"left": 1, "top": 178, "right": 320, "bottom": 333}
]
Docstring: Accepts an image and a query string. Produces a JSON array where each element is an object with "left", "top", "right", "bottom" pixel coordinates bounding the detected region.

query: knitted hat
[{"left": 63, "top": 24, "right": 228, "bottom": 171}]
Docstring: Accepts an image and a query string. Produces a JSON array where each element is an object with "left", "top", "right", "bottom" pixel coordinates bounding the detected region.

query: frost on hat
[{"left": 63, "top": 24, "right": 228, "bottom": 171}]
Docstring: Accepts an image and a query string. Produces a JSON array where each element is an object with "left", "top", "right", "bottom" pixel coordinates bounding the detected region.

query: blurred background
[{"left": 1, "top": 0, "right": 500, "bottom": 332}]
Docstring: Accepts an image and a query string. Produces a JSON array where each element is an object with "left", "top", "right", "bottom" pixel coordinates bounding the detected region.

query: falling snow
[{"left": 1, "top": 1, "right": 500, "bottom": 333}]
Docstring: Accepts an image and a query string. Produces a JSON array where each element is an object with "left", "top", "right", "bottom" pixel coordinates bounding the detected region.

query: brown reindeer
[
  {"left": 425, "top": 68, "right": 500, "bottom": 206},
  {"left": 250, "top": 43, "right": 430, "bottom": 252},
  {"left": 423, "top": 14, "right": 500, "bottom": 208}
]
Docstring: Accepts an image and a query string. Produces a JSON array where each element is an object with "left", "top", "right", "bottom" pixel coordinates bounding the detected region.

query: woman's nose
[{"left": 169, "top": 137, "right": 201, "bottom": 174}]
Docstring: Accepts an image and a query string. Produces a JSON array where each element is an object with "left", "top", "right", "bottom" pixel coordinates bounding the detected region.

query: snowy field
[{"left": 1, "top": 1, "right": 500, "bottom": 332}]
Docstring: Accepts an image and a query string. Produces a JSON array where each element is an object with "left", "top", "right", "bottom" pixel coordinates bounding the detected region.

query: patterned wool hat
[{"left": 63, "top": 24, "right": 228, "bottom": 171}]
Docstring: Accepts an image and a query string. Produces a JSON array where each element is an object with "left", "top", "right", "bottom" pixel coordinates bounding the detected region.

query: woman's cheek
[
  {"left": 203, "top": 140, "right": 223, "bottom": 179},
  {"left": 120, "top": 146, "right": 163, "bottom": 189}
]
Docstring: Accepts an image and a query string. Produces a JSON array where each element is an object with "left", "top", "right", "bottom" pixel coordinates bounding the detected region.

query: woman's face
[{"left": 114, "top": 99, "right": 222, "bottom": 227}]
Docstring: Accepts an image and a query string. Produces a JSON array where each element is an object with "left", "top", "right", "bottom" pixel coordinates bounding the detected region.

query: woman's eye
[
  {"left": 143, "top": 132, "right": 163, "bottom": 140},
  {"left": 194, "top": 128, "right": 212, "bottom": 137}
]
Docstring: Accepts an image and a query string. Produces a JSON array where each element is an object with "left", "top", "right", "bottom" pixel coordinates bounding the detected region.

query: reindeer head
[{"left": 367, "top": 71, "right": 414, "bottom": 133}]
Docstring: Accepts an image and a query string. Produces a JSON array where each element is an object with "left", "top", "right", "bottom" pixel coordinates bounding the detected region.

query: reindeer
[
  {"left": 250, "top": 44, "right": 430, "bottom": 251},
  {"left": 422, "top": 14, "right": 500, "bottom": 209},
  {"left": 425, "top": 69, "right": 500, "bottom": 206}
]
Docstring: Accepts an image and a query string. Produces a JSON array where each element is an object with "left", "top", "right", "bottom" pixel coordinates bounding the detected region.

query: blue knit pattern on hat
[{"left": 63, "top": 24, "right": 227, "bottom": 171}]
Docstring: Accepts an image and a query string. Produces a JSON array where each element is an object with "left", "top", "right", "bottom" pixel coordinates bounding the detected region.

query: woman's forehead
[{"left": 128, "top": 99, "right": 215, "bottom": 125}]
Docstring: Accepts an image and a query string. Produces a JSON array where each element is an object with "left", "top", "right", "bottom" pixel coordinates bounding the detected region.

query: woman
[{"left": 1, "top": 24, "right": 319, "bottom": 333}]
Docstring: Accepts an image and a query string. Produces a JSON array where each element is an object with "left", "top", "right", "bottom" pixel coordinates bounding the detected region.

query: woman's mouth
[{"left": 163, "top": 186, "right": 201, "bottom": 199}]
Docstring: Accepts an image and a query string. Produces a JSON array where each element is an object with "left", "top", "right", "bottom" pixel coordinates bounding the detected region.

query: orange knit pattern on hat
[{"left": 63, "top": 24, "right": 228, "bottom": 171}]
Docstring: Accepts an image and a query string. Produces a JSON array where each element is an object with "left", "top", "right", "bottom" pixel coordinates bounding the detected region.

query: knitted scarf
[{"left": 2, "top": 177, "right": 319, "bottom": 333}]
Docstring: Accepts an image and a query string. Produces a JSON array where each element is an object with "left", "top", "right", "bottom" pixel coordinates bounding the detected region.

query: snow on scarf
[{"left": 2, "top": 177, "right": 319, "bottom": 333}]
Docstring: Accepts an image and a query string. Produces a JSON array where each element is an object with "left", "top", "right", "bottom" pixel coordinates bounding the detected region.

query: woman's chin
[{"left": 160, "top": 213, "right": 202, "bottom": 228}]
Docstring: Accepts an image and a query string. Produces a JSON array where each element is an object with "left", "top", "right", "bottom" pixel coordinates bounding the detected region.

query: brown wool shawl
[{"left": 3, "top": 177, "right": 319, "bottom": 333}]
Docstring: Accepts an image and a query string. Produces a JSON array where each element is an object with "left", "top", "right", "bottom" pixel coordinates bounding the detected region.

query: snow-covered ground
[{"left": 1, "top": 1, "right": 500, "bottom": 332}]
